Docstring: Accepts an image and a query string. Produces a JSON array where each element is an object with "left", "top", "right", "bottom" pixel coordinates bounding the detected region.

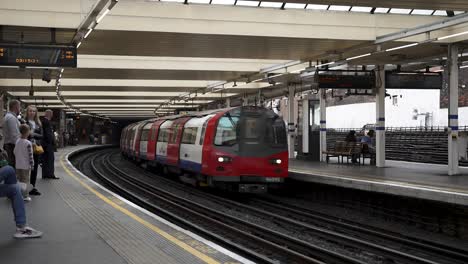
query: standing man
[
  {"left": 3, "top": 100, "right": 21, "bottom": 167},
  {"left": 41, "top": 109, "right": 59, "bottom": 179}
]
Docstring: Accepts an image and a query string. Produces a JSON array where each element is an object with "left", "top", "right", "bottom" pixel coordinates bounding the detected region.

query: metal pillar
[
  {"left": 375, "top": 67, "right": 386, "bottom": 167},
  {"left": 226, "top": 97, "right": 231, "bottom": 108},
  {"left": 319, "top": 89, "right": 327, "bottom": 162},
  {"left": 448, "top": 44, "right": 460, "bottom": 175},
  {"left": 287, "top": 85, "right": 295, "bottom": 159}
]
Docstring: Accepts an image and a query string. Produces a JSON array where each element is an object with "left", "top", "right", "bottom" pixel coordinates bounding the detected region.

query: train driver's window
[{"left": 214, "top": 116, "right": 239, "bottom": 146}]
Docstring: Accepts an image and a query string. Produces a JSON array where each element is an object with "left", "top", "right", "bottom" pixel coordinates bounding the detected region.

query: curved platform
[
  {"left": 0, "top": 145, "right": 252, "bottom": 264},
  {"left": 289, "top": 159, "right": 468, "bottom": 206}
]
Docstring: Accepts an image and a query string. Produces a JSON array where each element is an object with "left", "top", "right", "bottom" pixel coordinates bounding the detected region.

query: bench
[{"left": 323, "top": 141, "right": 363, "bottom": 164}]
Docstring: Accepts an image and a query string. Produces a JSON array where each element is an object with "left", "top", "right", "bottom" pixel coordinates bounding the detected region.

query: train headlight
[
  {"left": 270, "top": 159, "right": 282, "bottom": 165},
  {"left": 217, "top": 156, "right": 232, "bottom": 163}
]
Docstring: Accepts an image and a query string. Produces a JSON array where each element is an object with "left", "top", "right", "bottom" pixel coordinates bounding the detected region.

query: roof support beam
[{"left": 376, "top": 13, "right": 468, "bottom": 44}]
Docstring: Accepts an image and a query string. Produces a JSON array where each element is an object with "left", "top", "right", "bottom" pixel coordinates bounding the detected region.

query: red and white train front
[{"left": 121, "top": 106, "right": 288, "bottom": 192}]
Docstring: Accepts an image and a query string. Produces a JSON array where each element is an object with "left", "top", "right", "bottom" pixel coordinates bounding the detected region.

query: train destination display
[{"left": 0, "top": 45, "right": 77, "bottom": 68}]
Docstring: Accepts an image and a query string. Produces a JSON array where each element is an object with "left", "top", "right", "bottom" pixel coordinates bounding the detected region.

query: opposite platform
[
  {"left": 0, "top": 145, "right": 252, "bottom": 264},
  {"left": 289, "top": 159, "right": 468, "bottom": 206}
]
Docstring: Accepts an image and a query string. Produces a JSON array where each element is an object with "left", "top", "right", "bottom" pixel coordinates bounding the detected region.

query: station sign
[
  {"left": 317, "top": 70, "right": 375, "bottom": 89},
  {"left": 385, "top": 71, "right": 442, "bottom": 89},
  {"left": 0, "top": 44, "right": 77, "bottom": 68}
]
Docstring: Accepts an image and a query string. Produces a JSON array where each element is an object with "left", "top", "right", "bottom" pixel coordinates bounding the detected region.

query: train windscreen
[{"left": 214, "top": 107, "right": 287, "bottom": 156}]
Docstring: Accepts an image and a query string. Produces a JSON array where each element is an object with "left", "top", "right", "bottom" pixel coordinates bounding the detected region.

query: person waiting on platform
[
  {"left": 361, "top": 130, "right": 375, "bottom": 149},
  {"left": 14, "top": 124, "right": 35, "bottom": 202},
  {"left": 41, "top": 110, "right": 59, "bottom": 179},
  {"left": 345, "top": 130, "right": 358, "bottom": 163},
  {"left": 3, "top": 100, "right": 21, "bottom": 167},
  {"left": 25, "top": 105, "right": 43, "bottom": 196},
  {"left": 0, "top": 165, "right": 42, "bottom": 239}
]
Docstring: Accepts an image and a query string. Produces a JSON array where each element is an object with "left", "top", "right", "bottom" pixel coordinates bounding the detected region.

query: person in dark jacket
[
  {"left": 25, "top": 105, "right": 43, "bottom": 195},
  {"left": 41, "top": 110, "right": 59, "bottom": 179},
  {"left": 345, "top": 130, "right": 358, "bottom": 163}
]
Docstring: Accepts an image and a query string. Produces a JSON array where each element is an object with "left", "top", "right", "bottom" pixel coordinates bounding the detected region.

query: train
[{"left": 120, "top": 106, "right": 288, "bottom": 192}]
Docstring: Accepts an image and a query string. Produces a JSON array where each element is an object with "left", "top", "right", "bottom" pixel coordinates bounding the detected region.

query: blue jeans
[{"left": 0, "top": 166, "right": 26, "bottom": 226}]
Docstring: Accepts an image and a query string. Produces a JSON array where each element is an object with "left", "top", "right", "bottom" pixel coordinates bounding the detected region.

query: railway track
[{"left": 71, "top": 148, "right": 468, "bottom": 264}]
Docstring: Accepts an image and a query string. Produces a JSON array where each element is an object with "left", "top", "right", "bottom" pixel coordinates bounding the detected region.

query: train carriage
[{"left": 121, "top": 106, "right": 288, "bottom": 192}]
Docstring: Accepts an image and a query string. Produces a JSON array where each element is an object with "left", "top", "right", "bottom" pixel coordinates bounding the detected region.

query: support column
[
  {"left": 319, "top": 89, "right": 327, "bottom": 162},
  {"left": 226, "top": 97, "right": 231, "bottom": 108},
  {"left": 59, "top": 109, "right": 65, "bottom": 148},
  {"left": 375, "top": 66, "right": 386, "bottom": 167},
  {"left": 242, "top": 95, "right": 248, "bottom": 106},
  {"left": 448, "top": 44, "right": 460, "bottom": 175},
  {"left": 288, "top": 85, "right": 295, "bottom": 159},
  {"left": 302, "top": 98, "right": 309, "bottom": 154},
  {"left": 0, "top": 94, "right": 4, "bottom": 149}
]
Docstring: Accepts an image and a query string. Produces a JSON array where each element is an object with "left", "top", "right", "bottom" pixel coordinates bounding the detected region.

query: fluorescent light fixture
[
  {"left": 329, "top": 5, "right": 350, "bottom": 12},
  {"left": 211, "top": 0, "right": 235, "bottom": 5},
  {"left": 460, "top": 65, "right": 468, "bottom": 69},
  {"left": 84, "top": 28, "right": 93, "bottom": 39},
  {"left": 433, "top": 10, "right": 447, "bottom": 16},
  {"left": 306, "top": 4, "right": 328, "bottom": 10},
  {"left": 385, "top": 43, "right": 418, "bottom": 52},
  {"left": 60, "top": 68, "right": 64, "bottom": 73},
  {"left": 374, "top": 7, "right": 389, "bottom": 13},
  {"left": 411, "top": 9, "right": 433, "bottom": 15},
  {"left": 317, "top": 61, "right": 336, "bottom": 67},
  {"left": 346, "top": 53, "right": 371, "bottom": 61},
  {"left": 351, "top": 6, "right": 372, "bottom": 13},
  {"left": 236, "top": 0, "right": 258, "bottom": 6},
  {"left": 390, "top": 8, "right": 412, "bottom": 14},
  {"left": 96, "top": 9, "right": 110, "bottom": 23},
  {"left": 438, "top": 30, "right": 468, "bottom": 40},
  {"left": 284, "top": 3, "right": 306, "bottom": 9},
  {"left": 189, "top": 0, "right": 210, "bottom": 3},
  {"left": 76, "top": 42, "right": 82, "bottom": 48},
  {"left": 260, "top": 2, "right": 282, "bottom": 8}
]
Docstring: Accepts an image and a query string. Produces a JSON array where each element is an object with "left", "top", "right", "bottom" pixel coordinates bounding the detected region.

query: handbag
[{"left": 33, "top": 144, "right": 44, "bottom": 155}]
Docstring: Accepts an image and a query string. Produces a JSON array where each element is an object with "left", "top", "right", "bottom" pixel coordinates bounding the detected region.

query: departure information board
[
  {"left": 0, "top": 45, "right": 77, "bottom": 67},
  {"left": 317, "top": 70, "right": 376, "bottom": 89},
  {"left": 385, "top": 71, "right": 442, "bottom": 89}
]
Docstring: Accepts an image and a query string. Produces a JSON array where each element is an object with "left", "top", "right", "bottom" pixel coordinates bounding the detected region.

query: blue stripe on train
[
  {"left": 156, "top": 155, "right": 167, "bottom": 164},
  {"left": 179, "top": 159, "right": 202, "bottom": 173}
]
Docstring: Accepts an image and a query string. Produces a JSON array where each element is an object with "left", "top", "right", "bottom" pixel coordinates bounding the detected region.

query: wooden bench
[{"left": 323, "top": 141, "right": 363, "bottom": 164}]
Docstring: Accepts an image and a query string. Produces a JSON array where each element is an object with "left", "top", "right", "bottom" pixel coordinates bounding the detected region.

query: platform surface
[
  {"left": 289, "top": 159, "right": 468, "bottom": 206},
  {"left": 0, "top": 145, "right": 251, "bottom": 264}
]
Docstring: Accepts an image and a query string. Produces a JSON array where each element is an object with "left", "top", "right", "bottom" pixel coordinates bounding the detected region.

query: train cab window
[
  {"left": 214, "top": 115, "right": 239, "bottom": 146},
  {"left": 266, "top": 117, "right": 287, "bottom": 146},
  {"left": 244, "top": 117, "right": 260, "bottom": 139},
  {"left": 181, "top": 127, "right": 198, "bottom": 144}
]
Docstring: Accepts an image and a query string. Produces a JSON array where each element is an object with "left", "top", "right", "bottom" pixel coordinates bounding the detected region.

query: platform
[
  {"left": 0, "top": 145, "right": 252, "bottom": 264},
  {"left": 289, "top": 159, "right": 468, "bottom": 206}
]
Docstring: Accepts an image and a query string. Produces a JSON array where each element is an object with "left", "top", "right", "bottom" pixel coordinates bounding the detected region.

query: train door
[
  {"left": 147, "top": 120, "right": 165, "bottom": 162},
  {"left": 166, "top": 117, "right": 191, "bottom": 166},
  {"left": 139, "top": 122, "right": 153, "bottom": 160},
  {"left": 156, "top": 120, "right": 173, "bottom": 164},
  {"left": 179, "top": 115, "right": 213, "bottom": 173}
]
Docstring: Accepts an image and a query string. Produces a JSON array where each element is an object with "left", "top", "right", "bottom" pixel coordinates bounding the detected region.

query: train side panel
[
  {"left": 139, "top": 122, "right": 153, "bottom": 160},
  {"left": 156, "top": 120, "right": 173, "bottom": 165},
  {"left": 166, "top": 117, "right": 191, "bottom": 166},
  {"left": 147, "top": 120, "right": 166, "bottom": 162}
]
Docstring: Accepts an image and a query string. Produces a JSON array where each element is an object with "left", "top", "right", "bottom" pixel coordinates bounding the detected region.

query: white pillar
[
  {"left": 302, "top": 98, "right": 309, "bottom": 154},
  {"left": 448, "top": 44, "right": 460, "bottom": 175},
  {"left": 242, "top": 95, "right": 248, "bottom": 106},
  {"left": 288, "top": 85, "right": 295, "bottom": 159},
  {"left": 375, "top": 66, "right": 386, "bottom": 167},
  {"left": 226, "top": 97, "right": 231, "bottom": 108},
  {"left": 319, "top": 89, "right": 327, "bottom": 162}
]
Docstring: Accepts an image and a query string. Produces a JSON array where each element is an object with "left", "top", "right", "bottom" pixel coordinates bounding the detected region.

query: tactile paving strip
[{"left": 51, "top": 172, "right": 208, "bottom": 264}]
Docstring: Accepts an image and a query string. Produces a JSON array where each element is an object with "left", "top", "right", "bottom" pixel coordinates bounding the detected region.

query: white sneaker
[
  {"left": 23, "top": 197, "right": 32, "bottom": 202},
  {"left": 14, "top": 226, "right": 43, "bottom": 239}
]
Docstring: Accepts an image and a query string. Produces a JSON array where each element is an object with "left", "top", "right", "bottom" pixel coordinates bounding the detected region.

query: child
[{"left": 14, "top": 124, "right": 34, "bottom": 202}]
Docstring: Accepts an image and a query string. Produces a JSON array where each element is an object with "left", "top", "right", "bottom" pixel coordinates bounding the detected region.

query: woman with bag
[{"left": 25, "top": 105, "right": 43, "bottom": 196}]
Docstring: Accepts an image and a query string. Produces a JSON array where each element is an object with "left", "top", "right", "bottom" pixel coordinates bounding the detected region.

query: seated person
[
  {"left": 0, "top": 165, "right": 42, "bottom": 239},
  {"left": 361, "top": 129, "right": 376, "bottom": 153}
]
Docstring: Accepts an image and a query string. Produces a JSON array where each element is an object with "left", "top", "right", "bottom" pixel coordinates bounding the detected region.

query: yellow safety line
[{"left": 59, "top": 155, "right": 220, "bottom": 264}]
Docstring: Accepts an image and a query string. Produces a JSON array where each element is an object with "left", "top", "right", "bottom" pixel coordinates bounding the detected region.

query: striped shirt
[{"left": 14, "top": 138, "right": 34, "bottom": 170}]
